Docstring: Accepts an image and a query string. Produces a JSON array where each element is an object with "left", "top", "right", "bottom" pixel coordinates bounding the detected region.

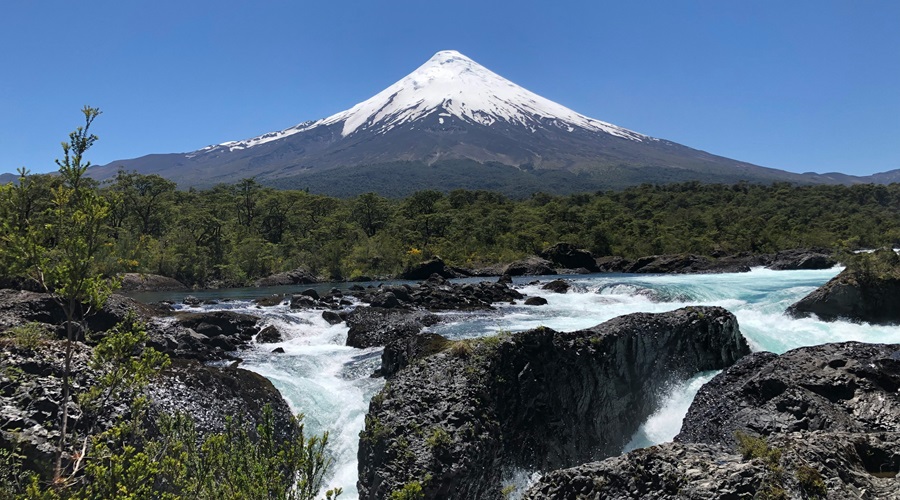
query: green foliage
[
  {"left": 842, "top": 248, "right": 900, "bottom": 282},
  {"left": 9, "top": 146, "right": 900, "bottom": 288},
  {"left": 448, "top": 340, "right": 474, "bottom": 358},
  {"left": 795, "top": 464, "right": 827, "bottom": 498},
  {"left": 424, "top": 427, "right": 452, "bottom": 451},
  {"left": 1, "top": 322, "right": 51, "bottom": 349},
  {"left": 735, "top": 431, "right": 781, "bottom": 466},
  {"left": 390, "top": 480, "right": 425, "bottom": 500}
]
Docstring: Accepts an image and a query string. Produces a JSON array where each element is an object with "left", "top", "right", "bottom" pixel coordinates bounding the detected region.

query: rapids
[{"left": 140, "top": 267, "right": 900, "bottom": 498}]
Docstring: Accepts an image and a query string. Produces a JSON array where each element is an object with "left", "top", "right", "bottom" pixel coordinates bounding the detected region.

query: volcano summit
[{"left": 89, "top": 50, "right": 853, "bottom": 196}]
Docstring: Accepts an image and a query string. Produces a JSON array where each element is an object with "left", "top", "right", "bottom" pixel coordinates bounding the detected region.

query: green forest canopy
[{"left": 2, "top": 172, "right": 899, "bottom": 287}]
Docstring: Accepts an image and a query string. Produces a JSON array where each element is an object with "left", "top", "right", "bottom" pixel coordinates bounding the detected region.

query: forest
[{"left": 3, "top": 168, "right": 900, "bottom": 288}]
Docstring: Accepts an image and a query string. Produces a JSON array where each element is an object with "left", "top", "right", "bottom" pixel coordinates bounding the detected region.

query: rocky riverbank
[{"left": 356, "top": 306, "right": 750, "bottom": 499}]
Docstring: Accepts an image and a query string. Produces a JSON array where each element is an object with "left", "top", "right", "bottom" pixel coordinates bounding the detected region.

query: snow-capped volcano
[
  {"left": 320, "top": 50, "right": 646, "bottom": 140},
  {"left": 208, "top": 50, "right": 646, "bottom": 154},
  {"left": 90, "top": 50, "right": 832, "bottom": 195}
]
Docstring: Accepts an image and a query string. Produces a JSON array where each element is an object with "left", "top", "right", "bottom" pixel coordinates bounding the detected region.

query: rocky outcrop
[
  {"left": 677, "top": 342, "right": 900, "bottom": 445},
  {"left": 0, "top": 290, "right": 163, "bottom": 340},
  {"left": 253, "top": 268, "right": 319, "bottom": 287},
  {"left": 397, "top": 257, "right": 456, "bottom": 280},
  {"left": 787, "top": 269, "right": 900, "bottom": 325},
  {"left": 350, "top": 276, "right": 524, "bottom": 312},
  {"left": 0, "top": 338, "right": 296, "bottom": 481},
  {"left": 344, "top": 308, "right": 440, "bottom": 349},
  {"left": 502, "top": 257, "right": 556, "bottom": 276},
  {"left": 357, "top": 307, "right": 749, "bottom": 499},
  {"left": 525, "top": 432, "right": 900, "bottom": 499},
  {"left": 118, "top": 273, "right": 189, "bottom": 292},
  {"left": 541, "top": 279, "right": 570, "bottom": 293},
  {"left": 526, "top": 341, "right": 900, "bottom": 499},
  {"left": 539, "top": 243, "right": 598, "bottom": 272},
  {"left": 767, "top": 248, "right": 836, "bottom": 271},
  {"left": 146, "top": 359, "right": 297, "bottom": 444}
]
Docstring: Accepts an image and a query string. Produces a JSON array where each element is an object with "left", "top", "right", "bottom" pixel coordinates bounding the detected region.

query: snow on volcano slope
[{"left": 207, "top": 50, "right": 648, "bottom": 153}]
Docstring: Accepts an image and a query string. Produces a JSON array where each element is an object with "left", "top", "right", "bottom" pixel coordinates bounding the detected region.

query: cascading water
[{"left": 156, "top": 267, "right": 900, "bottom": 498}]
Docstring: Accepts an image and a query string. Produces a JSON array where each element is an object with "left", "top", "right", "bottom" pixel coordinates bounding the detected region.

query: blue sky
[{"left": 2, "top": 0, "right": 898, "bottom": 176}]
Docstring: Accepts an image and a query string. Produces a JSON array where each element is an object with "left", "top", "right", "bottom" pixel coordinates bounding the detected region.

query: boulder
[
  {"left": 146, "top": 359, "right": 298, "bottom": 444},
  {"left": 321, "top": 310, "right": 343, "bottom": 325},
  {"left": 524, "top": 296, "right": 548, "bottom": 305},
  {"left": 541, "top": 279, "right": 570, "bottom": 293},
  {"left": 378, "top": 332, "right": 450, "bottom": 378},
  {"left": 357, "top": 306, "right": 749, "bottom": 499},
  {"left": 118, "top": 273, "right": 188, "bottom": 292},
  {"left": 502, "top": 257, "right": 556, "bottom": 276},
  {"left": 344, "top": 308, "right": 439, "bottom": 349},
  {"left": 256, "top": 325, "right": 282, "bottom": 343},
  {"left": 525, "top": 432, "right": 900, "bottom": 499},
  {"left": 787, "top": 268, "right": 900, "bottom": 325},
  {"left": 539, "top": 243, "right": 598, "bottom": 271},
  {"left": 253, "top": 294, "right": 284, "bottom": 307},
  {"left": 677, "top": 342, "right": 900, "bottom": 445},
  {"left": 253, "top": 268, "right": 318, "bottom": 287},
  {"left": 767, "top": 248, "right": 836, "bottom": 271},
  {"left": 527, "top": 341, "right": 900, "bottom": 499},
  {"left": 398, "top": 257, "right": 455, "bottom": 280}
]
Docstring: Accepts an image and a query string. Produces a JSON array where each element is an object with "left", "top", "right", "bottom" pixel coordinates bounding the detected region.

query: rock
[
  {"left": 527, "top": 341, "right": 900, "bottom": 499},
  {"left": 182, "top": 295, "right": 202, "bottom": 306},
  {"left": 539, "top": 243, "right": 598, "bottom": 271},
  {"left": 370, "top": 292, "right": 401, "bottom": 309},
  {"left": 767, "top": 248, "right": 836, "bottom": 270},
  {"left": 253, "top": 268, "right": 318, "bottom": 287},
  {"left": 345, "top": 308, "right": 440, "bottom": 349},
  {"left": 0, "top": 290, "right": 159, "bottom": 341},
  {"left": 524, "top": 432, "right": 900, "bottom": 499},
  {"left": 378, "top": 332, "right": 450, "bottom": 378},
  {"left": 787, "top": 267, "right": 900, "bottom": 324},
  {"left": 299, "top": 288, "right": 320, "bottom": 301},
  {"left": 676, "top": 342, "right": 900, "bottom": 446},
  {"left": 271, "top": 347, "right": 285, "bottom": 354},
  {"left": 289, "top": 295, "right": 318, "bottom": 309},
  {"left": 321, "top": 310, "right": 343, "bottom": 325},
  {"left": 118, "top": 273, "right": 188, "bottom": 292},
  {"left": 145, "top": 359, "right": 297, "bottom": 444},
  {"left": 524, "top": 296, "right": 548, "bottom": 305},
  {"left": 541, "top": 279, "right": 570, "bottom": 293},
  {"left": 626, "top": 254, "right": 747, "bottom": 274},
  {"left": 253, "top": 294, "right": 284, "bottom": 307},
  {"left": 398, "top": 257, "right": 455, "bottom": 280},
  {"left": 497, "top": 274, "right": 512, "bottom": 285},
  {"left": 348, "top": 277, "right": 523, "bottom": 312},
  {"left": 256, "top": 325, "right": 282, "bottom": 343},
  {"left": 503, "top": 257, "right": 556, "bottom": 276},
  {"left": 357, "top": 306, "right": 749, "bottom": 499}
]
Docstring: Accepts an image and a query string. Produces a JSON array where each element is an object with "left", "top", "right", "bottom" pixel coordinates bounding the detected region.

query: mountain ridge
[{"left": 81, "top": 50, "right": 897, "bottom": 196}]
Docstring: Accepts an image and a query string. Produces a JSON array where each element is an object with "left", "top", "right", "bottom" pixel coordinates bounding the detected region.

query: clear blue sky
[{"left": 2, "top": 0, "right": 898, "bottom": 176}]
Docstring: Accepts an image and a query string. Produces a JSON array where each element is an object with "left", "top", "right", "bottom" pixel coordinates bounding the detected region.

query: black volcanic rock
[
  {"left": 539, "top": 243, "right": 598, "bottom": 271},
  {"left": 356, "top": 306, "right": 749, "bottom": 499},
  {"left": 541, "top": 279, "right": 570, "bottom": 293},
  {"left": 118, "top": 273, "right": 189, "bottom": 292},
  {"left": 787, "top": 268, "right": 900, "bottom": 325},
  {"left": 767, "top": 248, "right": 836, "bottom": 270},
  {"left": 503, "top": 257, "right": 556, "bottom": 276},
  {"left": 253, "top": 268, "right": 318, "bottom": 287},
  {"left": 397, "top": 257, "right": 454, "bottom": 280},
  {"left": 344, "top": 308, "right": 440, "bottom": 349},
  {"left": 525, "top": 342, "right": 900, "bottom": 499},
  {"left": 677, "top": 342, "right": 900, "bottom": 446},
  {"left": 525, "top": 432, "right": 900, "bottom": 499}
]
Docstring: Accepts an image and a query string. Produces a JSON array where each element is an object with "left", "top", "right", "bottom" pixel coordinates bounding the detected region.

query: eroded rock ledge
[
  {"left": 525, "top": 342, "right": 900, "bottom": 499},
  {"left": 357, "top": 306, "right": 749, "bottom": 499}
]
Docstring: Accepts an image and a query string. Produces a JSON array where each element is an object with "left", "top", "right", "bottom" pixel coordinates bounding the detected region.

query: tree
[{"left": 5, "top": 106, "right": 116, "bottom": 483}]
